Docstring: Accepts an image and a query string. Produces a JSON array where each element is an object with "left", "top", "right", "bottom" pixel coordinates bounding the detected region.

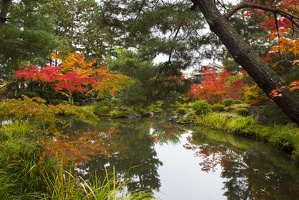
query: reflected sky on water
[
  {"left": 154, "top": 132, "right": 225, "bottom": 200},
  {"left": 70, "top": 112, "right": 299, "bottom": 200}
]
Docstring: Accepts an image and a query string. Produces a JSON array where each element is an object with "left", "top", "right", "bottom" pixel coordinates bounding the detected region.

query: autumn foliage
[
  {"left": 16, "top": 52, "right": 130, "bottom": 104},
  {"left": 188, "top": 67, "right": 247, "bottom": 104},
  {"left": 243, "top": 0, "right": 299, "bottom": 98}
]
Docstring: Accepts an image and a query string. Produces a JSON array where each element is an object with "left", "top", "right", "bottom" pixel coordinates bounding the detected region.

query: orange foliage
[
  {"left": 60, "top": 52, "right": 94, "bottom": 75},
  {"left": 188, "top": 68, "right": 247, "bottom": 104},
  {"left": 16, "top": 52, "right": 131, "bottom": 100},
  {"left": 36, "top": 131, "right": 112, "bottom": 166}
]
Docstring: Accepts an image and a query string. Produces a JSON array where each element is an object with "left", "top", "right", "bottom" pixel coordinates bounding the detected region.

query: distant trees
[{"left": 3, "top": 0, "right": 299, "bottom": 124}]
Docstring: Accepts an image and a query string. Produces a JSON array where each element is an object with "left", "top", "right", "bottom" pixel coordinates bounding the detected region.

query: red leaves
[
  {"left": 55, "top": 72, "right": 95, "bottom": 94},
  {"left": 16, "top": 65, "right": 61, "bottom": 83},
  {"left": 269, "top": 82, "right": 299, "bottom": 98},
  {"left": 16, "top": 65, "right": 95, "bottom": 94},
  {"left": 36, "top": 131, "right": 112, "bottom": 166},
  {"left": 16, "top": 52, "right": 131, "bottom": 103},
  {"left": 188, "top": 67, "right": 247, "bottom": 104}
]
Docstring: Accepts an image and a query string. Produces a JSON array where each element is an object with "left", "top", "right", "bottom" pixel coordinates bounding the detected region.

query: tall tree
[
  {"left": 102, "top": 0, "right": 299, "bottom": 125},
  {"left": 0, "top": 0, "right": 58, "bottom": 79},
  {"left": 52, "top": 0, "right": 108, "bottom": 60},
  {"left": 191, "top": 0, "right": 299, "bottom": 125}
]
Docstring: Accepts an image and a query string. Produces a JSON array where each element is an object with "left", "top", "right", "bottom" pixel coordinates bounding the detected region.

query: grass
[
  {"left": 0, "top": 121, "right": 156, "bottom": 200},
  {"left": 194, "top": 112, "right": 299, "bottom": 160}
]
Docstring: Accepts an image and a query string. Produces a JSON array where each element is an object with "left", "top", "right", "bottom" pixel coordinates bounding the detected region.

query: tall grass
[
  {"left": 0, "top": 121, "right": 55, "bottom": 199},
  {"left": 0, "top": 121, "right": 155, "bottom": 200},
  {"left": 196, "top": 113, "right": 230, "bottom": 130},
  {"left": 41, "top": 166, "right": 155, "bottom": 200}
]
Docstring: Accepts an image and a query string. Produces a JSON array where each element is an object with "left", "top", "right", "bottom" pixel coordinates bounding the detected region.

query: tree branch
[
  {"left": 0, "top": 0, "right": 12, "bottom": 26},
  {"left": 225, "top": 3, "right": 299, "bottom": 29}
]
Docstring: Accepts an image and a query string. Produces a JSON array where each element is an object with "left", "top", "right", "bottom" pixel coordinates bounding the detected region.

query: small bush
[
  {"left": 93, "top": 101, "right": 111, "bottom": 115},
  {"left": 233, "top": 100, "right": 242, "bottom": 104},
  {"left": 176, "top": 107, "right": 188, "bottom": 115},
  {"left": 222, "top": 99, "right": 233, "bottom": 107},
  {"left": 211, "top": 103, "right": 225, "bottom": 112},
  {"left": 192, "top": 100, "right": 210, "bottom": 115},
  {"left": 236, "top": 107, "right": 250, "bottom": 116}
]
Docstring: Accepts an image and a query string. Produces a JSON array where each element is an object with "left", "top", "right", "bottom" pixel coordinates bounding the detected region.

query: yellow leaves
[
  {"left": 60, "top": 52, "right": 94, "bottom": 75},
  {"left": 50, "top": 53, "right": 61, "bottom": 61},
  {"left": 88, "top": 67, "right": 132, "bottom": 98},
  {"left": 244, "top": 84, "right": 269, "bottom": 105},
  {"left": 269, "top": 27, "right": 291, "bottom": 40},
  {"left": 267, "top": 27, "right": 299, "bottom": 65},
  {"left": 268, "top": 37, "right": 299, "bottom": 55}
]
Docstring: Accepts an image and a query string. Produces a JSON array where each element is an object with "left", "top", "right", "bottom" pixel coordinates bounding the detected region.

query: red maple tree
[
  {"left": 188, "top": 67, "right": 247, "bottom": 104},
  {"left": 16, "top": 52, "right": 131, "bottom": 104}
]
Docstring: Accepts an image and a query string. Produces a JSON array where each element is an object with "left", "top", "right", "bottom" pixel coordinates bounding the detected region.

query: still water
[{"left": 72, "top": 112, "right": 299, "bottom": 200}]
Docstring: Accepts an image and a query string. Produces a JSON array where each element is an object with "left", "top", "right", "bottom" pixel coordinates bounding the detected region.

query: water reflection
[
  {"left": 188, "top": 127, "right": 299, "bottom": 200},
  {"left": 75, "top": 113, "right": 186, "bottom": 195},
  {"left": 69, "top": 113, "right": 299, "bottom": 199}
]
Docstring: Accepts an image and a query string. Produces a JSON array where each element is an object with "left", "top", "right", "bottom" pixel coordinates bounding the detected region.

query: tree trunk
[
  {"left": 0, "top": 0, "right": 12, "bottom": 26},
  {"left": 193, "top": 0, "right": 299, "bottom": 125}
]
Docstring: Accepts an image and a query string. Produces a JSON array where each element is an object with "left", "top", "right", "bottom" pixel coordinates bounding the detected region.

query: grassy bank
[
  {"left": 195, "top": 112, "right": 299, "bottom": 159},
  {"left": 0, "top": 121, "right": 154, "bottom": 200}
]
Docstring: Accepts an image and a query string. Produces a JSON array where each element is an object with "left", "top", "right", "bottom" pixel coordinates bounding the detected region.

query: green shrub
[
  {"left": 236, "top": 107, "right": 250, "bottom": 116},
  {"left": 197, "top": 113, "right": 230, "bottom": 129},
  {"left": 176, "top": 107, "right": 188, "bottom": 115},
  {"left": 233, "top": 100, "right": 242, "bottom": 104},
  {"left": 192, "top": 100, "right": 210, "bottom": 115},
  {"left": 93, "top": 101, "right": 111, "bottom": 115},
  {"left": 222, "top": 99, "right": 234, "bottom": 107},
  {"left": 211, "top": 103, "right": 225, "bottom": 112}
]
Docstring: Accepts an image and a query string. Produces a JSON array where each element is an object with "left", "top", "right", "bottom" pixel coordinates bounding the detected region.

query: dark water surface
[{"left": 72, "top": 113, "right": 299, "bottom": 200}]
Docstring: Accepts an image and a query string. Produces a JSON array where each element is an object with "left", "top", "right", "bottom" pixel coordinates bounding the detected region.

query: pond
[{"left": 72, "top": 112, "right": 299, "bottom": 200}]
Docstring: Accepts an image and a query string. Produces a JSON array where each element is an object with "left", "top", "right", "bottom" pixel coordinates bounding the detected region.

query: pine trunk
[{"left": 193, "top": 0, "right": 299, "bottom": 125}]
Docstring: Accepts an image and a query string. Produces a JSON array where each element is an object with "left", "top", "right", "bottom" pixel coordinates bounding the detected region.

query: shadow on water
[{"left": 66, "top": 112, "right": 299, "bottom": 199}]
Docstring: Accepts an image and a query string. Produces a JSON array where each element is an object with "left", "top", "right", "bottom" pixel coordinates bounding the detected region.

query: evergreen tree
[{"left": 0, "top": 0, "right": 58, "bottom": 79}]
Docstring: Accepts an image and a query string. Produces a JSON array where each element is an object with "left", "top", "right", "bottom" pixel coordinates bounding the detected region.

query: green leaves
[{"left": 0, "top": 95, "right": 98, "bottom": 133}]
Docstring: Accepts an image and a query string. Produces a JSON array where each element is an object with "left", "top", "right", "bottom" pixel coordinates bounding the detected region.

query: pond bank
[{"left": 191, "top": 112, "right": 299, "bottom": 160}]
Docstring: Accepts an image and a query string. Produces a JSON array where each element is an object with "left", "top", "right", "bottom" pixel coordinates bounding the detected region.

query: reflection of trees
[
  {"left": 75, "top": 118, "right": 163, "bottom": 193},
  {"left": 150, "top": 111, "right": 188, "bottom": 145},
  {"left": 241, "top": 149, "right": 299, "bottom": 200},
  {"left": 186, "top": 127, "right": 299, "bottom": 200}
]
